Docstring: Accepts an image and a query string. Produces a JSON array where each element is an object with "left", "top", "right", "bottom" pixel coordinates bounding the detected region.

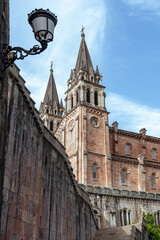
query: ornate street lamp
[{"left": 2, "top": 8, "right": 57, "bottom": 70}]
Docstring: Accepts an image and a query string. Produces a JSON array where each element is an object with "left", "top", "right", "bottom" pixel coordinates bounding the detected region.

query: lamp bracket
[{"left": 2, "top": 41, "right": 47, "bottom": 70}]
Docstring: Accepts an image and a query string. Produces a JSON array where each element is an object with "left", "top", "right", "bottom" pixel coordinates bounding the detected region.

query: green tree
[{"left": 145, "top": 213, "right": 160, "bottom": 240}]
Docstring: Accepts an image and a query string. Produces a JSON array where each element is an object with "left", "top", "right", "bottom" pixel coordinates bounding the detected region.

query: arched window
[
  {"left": 46, "top": 109, "right": 49, "bottom": 113},
  {"left": 121, "top": 169, "right": 126, "bottom": 184},
  {"left": 86, "top": 88, "right": 90, "bottom": 103},
  {"left": 151, "top": 173, "right": 155, "bottom": 188},
  {"left": 55, "top": 110, "right": 57, "bottom": 114},
  {"left": 94, "top": 91, "right": 98, "bottom": 106},
  {"left": 93, "top": 164, "right": 97, "bottom": 179},
  {"left": 71, "top": 95, "right": 73, "bottom": 108},
  {"left": 91, "top": 76, "right": 94, "bottom": 82},
  {"left": 123, "top": 210, "right": 127, "bottom": 226},
  {"left": 126, "top": 144, "right": 130, "bottom": 155},
  {"left": 76, "top": 91, "right": 79, "bottom": 104},
  {"left": 50, "top": 121, "right": 53, "bottom": 131},
  {"left": 152, "top": 149, "right": 156, "bottom": 159}
]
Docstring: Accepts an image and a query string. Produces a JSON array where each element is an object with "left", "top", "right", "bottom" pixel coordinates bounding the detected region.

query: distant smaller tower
[{"left": 39, "top": 62, "right": 64, "bottom": 133}]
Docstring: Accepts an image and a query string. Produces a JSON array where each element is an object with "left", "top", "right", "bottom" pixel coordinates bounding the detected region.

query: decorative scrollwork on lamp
[{"left": 2, "top": 8, "right": 57, "bottom": 70}]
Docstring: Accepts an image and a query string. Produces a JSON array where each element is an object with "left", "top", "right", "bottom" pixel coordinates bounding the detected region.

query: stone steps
[{"left": 94, "top": 224, "right": 141, "bottom": 240}]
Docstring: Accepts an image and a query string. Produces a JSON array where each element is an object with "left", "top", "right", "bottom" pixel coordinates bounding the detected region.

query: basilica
[{"left": 39, "top": 31, "right": 160, "bottom": 228}]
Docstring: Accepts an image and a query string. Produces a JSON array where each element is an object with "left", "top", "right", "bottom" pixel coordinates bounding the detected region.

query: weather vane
[{"left": 81, "top": 25, "right": 85, "bottom": 37}]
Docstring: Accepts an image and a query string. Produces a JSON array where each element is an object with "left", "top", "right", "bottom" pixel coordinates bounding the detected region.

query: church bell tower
[{"left": 55, "top": 30, "right": 112, "bottom": 187}]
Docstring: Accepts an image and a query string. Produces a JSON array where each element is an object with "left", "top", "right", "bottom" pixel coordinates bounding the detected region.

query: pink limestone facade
[{"left": 40, "top": 32, "right": 160, "bottom": 228}]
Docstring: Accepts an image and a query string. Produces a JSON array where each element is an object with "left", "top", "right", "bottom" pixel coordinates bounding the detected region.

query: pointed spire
[
  {"left": 60, "top": 98, "right": 64, "bottom": 108},
  {"left": 75, "top": 27, "right": 94, "bottom": 75},
  {"left": 96, "top": 65, "right": 100, "bottom": 75},
  {"left": 41, "top": 62, "right": 59, "bottom": 114}
]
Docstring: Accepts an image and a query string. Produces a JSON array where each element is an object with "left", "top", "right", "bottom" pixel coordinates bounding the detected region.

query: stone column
[
  {"left": 99, "top": 92, "right": 102, "bottom": 107},
  {"left": 53, "top": 121, "right": 57, "bottom": 132},
  {"left": 139, "top": 128, "right": 147, "bottom": 156},
  {"left": 73, "top": 93, "right": 76, "bottom": 107},
  {"left": 137, "top": 154, "right": 146, "bottom": 191},
  {"left": 82, "top": 111, "right": 87, "bottom": 184},
  {"left": 121, "top": 211, "right": 124, "bottom": 226},
  {"left": 90, "top": 90, "right": 94, "bottom": 105},
  {"left": 112, "top": 121, "right": 119, "bottom": 154},
  {"left": 126, "top": 209, "right": 129, "bottom": 225},
  {"left": 155, "top": 213, "right": 158, "bottom": 225},
  {"left": 79, "top": 84, "right": 83, "bottom": 103},
  {"left": 67, "top": 96, "right": 71, "bottom": 112},
  {"left": 104, "top": 117, "right": 112, "bottom": 187},
  {"left": 82, "top": 86, "right": 86, "bottom": 103},
  {"left": 83, "top": 151, "right": 88, "bottom": 184},
  {"left": 65, "top": 96, "right": 67, "bottom": 113},
  {"left": 75, "top": 116, "right": 79, "bottom": 178},
  {"left": 103, "top": 92, "right": 106, "bottom": 109}
]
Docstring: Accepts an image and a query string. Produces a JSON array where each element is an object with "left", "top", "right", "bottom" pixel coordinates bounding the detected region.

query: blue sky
[{"left": 10, "top": 0, "right": 160, "bottom": 137}]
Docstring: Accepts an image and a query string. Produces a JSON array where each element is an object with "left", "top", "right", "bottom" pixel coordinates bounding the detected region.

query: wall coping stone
[{"left": 80, "top": 184, "right": 160, "bottom": 201}]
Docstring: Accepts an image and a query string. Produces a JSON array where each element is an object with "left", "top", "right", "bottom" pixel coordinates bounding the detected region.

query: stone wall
[
  {"left": 80, "top": 184, "right": 160, "bottom": 228},
  {"left": 0, "top": 65, "right": 97, "bottom": 240}
]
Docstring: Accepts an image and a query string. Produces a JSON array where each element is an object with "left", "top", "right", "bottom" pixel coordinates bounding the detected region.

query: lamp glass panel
[
  {"left": 32, "top": 16, "right": 47, "bottom": 35},
  {"left": 48, "top": 18, "right": 55, "bottom": 34}
]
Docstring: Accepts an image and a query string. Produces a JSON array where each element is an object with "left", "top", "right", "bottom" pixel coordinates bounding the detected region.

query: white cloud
[
  {"left": 122, "top": 0, "right": 160, "bottom": 18},
  {"left": 123, "top": 0, "right": 160, "bottom": 10},
  {"left": 107, "top": 92, "right": 160, "bottom": 137}
]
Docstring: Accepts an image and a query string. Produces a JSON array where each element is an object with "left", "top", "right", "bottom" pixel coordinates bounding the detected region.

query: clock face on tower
[{"left": 90, "top": 116, "right": 99, "bottom": 127}]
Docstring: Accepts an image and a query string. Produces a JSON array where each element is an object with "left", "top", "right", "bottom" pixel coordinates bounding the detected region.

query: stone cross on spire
[
  {"left": 50, "top": 61, "right": 53, "bottom": 72},
  {"left": 81, "top": 25, "right": 85, "bottom": 38}
]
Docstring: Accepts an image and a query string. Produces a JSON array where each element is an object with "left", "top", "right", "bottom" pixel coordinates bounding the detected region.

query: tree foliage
[{"left": 145, "top": 213, "right": 160, "bottom": 240}]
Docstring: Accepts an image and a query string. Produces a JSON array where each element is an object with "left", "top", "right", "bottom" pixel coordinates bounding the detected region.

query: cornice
[
  {"left": 110, "top": 127, "right": 160, "bottom": 143},
  {"left": 88, "top": 151, "right": 105, "bottom": 157},
  {"left": 144, "top": 160, "right": 160, "bottom": 168},
  {"left": 111, "top": 154, "right": 139, "bottom": 164}
]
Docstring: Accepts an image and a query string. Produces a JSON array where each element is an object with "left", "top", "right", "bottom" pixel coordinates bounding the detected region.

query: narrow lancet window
[
  {"left": 123, "top": 210, "right": 127, "bottom": 226},
  {"left": 152, "top": 149, "right": 156, "bottom": 159},
  {"left": 71, "top": 95, "right": 73, "bottom": 109},
  {"left": 122, "top": 169, "right": 126, "bottom": 184},
  {"left": 50, "top": 121, "right": 53, "bottom": 131},
  {"left": 126, "top": 144, "right": 130, "bottom": 155},
  {"left": 93, "top": 165, "right": 97, "bottom": 179},
  {"left": 86, "top": 88, "right": 90, "bottom": 103},
  {"left": 151, "top": 173, "right": 155, "bottom": 188},
  {"left": 94, "top": 91, "right": 98, "bottom": 106},
  {"left": 76, "top": 91, "right": 79, "bottom": 104}
]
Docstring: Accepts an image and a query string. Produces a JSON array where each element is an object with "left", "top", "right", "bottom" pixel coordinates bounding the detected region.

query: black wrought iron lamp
[{"left": 2, "top": 8, "right": 57, "bottom": 70}]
